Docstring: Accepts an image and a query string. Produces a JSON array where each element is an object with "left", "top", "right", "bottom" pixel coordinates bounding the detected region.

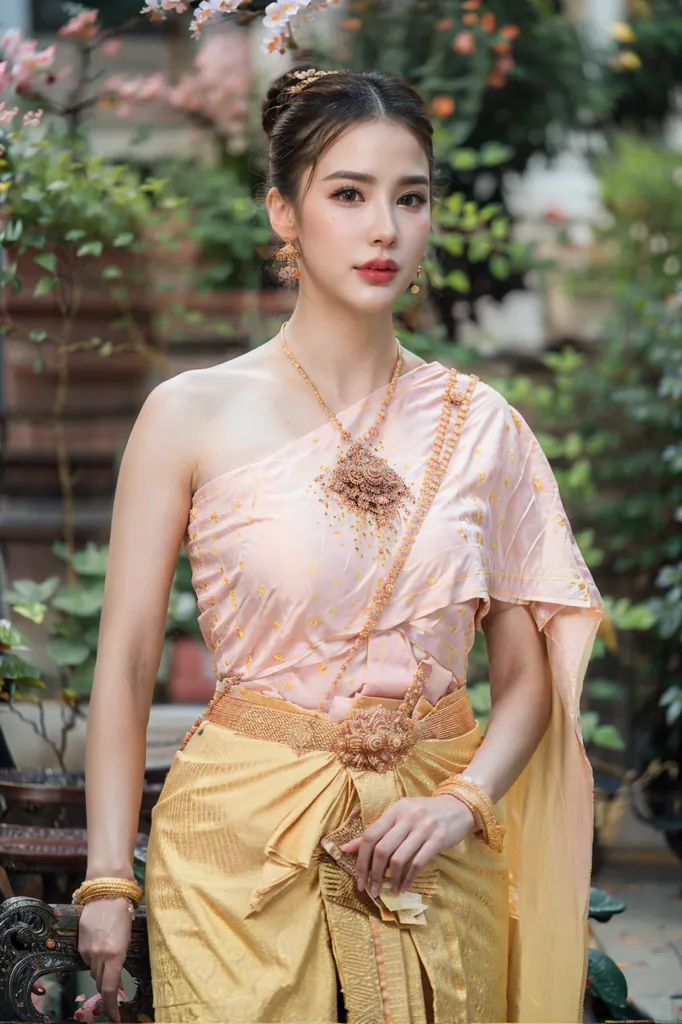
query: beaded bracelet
[
  {"left": 434, "top": 775, "right": 506, "bottom": 853},
  {"left": 73, "top": 877, "right": 143, "bottom": 915}
]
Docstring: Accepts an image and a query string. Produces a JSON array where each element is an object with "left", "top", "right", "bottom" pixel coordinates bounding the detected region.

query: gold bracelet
[
  {"left": 434, "top": 775, "right": 506, "bottom": 853},
  {"left": 72, "top": 877, "right": 143, "bottom": 909}
]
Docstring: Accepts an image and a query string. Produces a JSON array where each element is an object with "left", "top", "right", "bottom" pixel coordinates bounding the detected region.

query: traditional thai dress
[{"left": 146, "top": 361, "right": 602, "bottom": 1024}]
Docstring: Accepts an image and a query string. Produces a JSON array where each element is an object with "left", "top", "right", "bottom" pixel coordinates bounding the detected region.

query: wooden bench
[{"left": 0, "top": 896, "right": 153, "bottom": 1023}]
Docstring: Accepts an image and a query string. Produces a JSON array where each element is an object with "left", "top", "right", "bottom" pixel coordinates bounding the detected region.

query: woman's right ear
[{"left": 266, "top": 186, "right": 297, "bottom": 242}]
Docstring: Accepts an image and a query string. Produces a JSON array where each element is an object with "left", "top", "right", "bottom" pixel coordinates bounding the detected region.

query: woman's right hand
[{"left": 78, "top": 898, "right": 133, "bottom": 1023}]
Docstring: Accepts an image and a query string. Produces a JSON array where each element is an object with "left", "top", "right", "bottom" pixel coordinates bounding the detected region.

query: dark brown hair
[{"left": 262, "top": 67, "right": 434, "bottom": 203}]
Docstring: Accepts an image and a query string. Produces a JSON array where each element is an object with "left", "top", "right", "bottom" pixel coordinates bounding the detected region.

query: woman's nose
[{"left": 369, "top": 203, "right": 398, "bottom": 247}]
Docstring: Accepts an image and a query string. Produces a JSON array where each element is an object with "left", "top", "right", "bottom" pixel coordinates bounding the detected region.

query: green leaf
[
  {"left": 5, "top": 577, "right": 60, "bottom": 604},
  {"left": 0, "top": 619, "right": 29, "bottom": 651},
  {"left": 70, "top": 544, "right": 109, "bottom": 578},
  {"left": 29, "top": 329, "right": 47, "bottom": 343},
  {"left": 34, "top": 252, "right": 57, "bottom": 274},
  {"left": 76, "top": 241, "right": 103, "bottom": 258},
  {"left": 587, "top": 679, "right": 627, "bottom": 701},
  {"left": 33, "top": 276, "right": 57, "bottom": 297},
  {"left": 0, "top": 653, "right": 42, "bottom": 681},
  {"left": 102, "top": 265, "right": 123, "bottom": 279},
  {"left": 113, "top": 232, "right": 135, "bottom": 248},
  {"left": 589, "top": 887, "right": 626, "bottom": 922},
  {"left": 68, "top": 657, "right": 96, "bottom": 695},
  {"left": 46, "top": 637, "right": 91, "bottom": 668},
  {"left": 446, "top": 269, "right": 471, "bottom": 293},
  {"left": 490, "top": 255, "right": 510, "bottom": 279},
  {"left": 52, "top": 585, "right": 104, "bottom": 617},
  {"left": 450, "top": 148, "right": 480, "bottom": 171},
  {"left": 480, "top": 142, "right": 514, "bottom": 167},
  {"left": 8, "top": 602, "right": 47, "bottom": 625},
  {"left": 65, "top": 229, "right": 86, "bottom": 242},
  {"left": 587, "top": 948, "right": 628, "bottom": 1015},
  {"left": 32, "top": 358, "right": 44, "bottom": 374},
  {"left": 593, "top": 724, "right": 626, "bottom": 751}
]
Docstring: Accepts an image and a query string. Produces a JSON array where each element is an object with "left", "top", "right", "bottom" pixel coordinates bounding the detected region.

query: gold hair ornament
[{"left": 287, "top": 68, "right": 343, "bottom": 96}]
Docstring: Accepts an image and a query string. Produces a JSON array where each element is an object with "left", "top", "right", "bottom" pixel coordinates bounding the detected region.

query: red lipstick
[{"left": 356, "top": 258, "right": 399, "bottom": 285}]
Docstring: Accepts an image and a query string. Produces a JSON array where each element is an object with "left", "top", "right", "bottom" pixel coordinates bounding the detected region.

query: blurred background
[{"left": 0, "top": 2, "right": 680, "bottom": 1021}]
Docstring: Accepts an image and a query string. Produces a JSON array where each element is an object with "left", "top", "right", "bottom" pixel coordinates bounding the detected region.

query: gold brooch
[{"left": 334, "top": 706, "right": 415, "bottom": 773}]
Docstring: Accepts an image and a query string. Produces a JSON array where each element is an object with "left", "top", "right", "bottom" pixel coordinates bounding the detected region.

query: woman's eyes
[{"left": 330, "top": 187, "right": 428, "bottom": 207}]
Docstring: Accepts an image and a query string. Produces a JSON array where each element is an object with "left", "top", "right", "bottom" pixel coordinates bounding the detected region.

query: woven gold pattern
[{"left": 146, "top": 686, "right": 509, "bottom": 1022}]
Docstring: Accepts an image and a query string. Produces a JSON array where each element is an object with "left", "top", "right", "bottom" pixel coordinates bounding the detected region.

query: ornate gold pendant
[{"left": 322, "top": 440, "right": 412, "bottom": 528}]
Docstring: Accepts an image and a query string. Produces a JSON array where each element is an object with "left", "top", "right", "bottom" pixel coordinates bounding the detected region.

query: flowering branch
[{"left": 141, "top": 0, "right": 341, "bottom": 54}]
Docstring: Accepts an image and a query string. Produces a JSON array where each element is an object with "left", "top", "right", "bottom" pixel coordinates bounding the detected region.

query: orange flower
[
  {"left": 481, "top": 12, "right": 496, "bottom": 32},
  {"left": 495, "top": 55, "right": 514, "bottom": 75},
  {"left": 452, "top": 31, "right": 476, "bottom": 55},
  {"left": 461, "top": 0, "right": 481, "bottom": 8},
  {"left": 341, "top": 18, "right": 362, "bottom": 31},
  {"left": 462, "top": 13, "right": 478, "bottom": 24},
  {"left": 486, "top": 71, "right": 506, "bottom": 89},
  {"left": 430, "top": 95, "right": 455, "bottom": 117},
  {"left": 500, "top": 24, "right": 520, "bottom": 40},
  {"left": 436, "top": 17, "right": 454, "bottom": 30},
  {"left": 492, "top": 41, "right": 511, "bottom": 54}
]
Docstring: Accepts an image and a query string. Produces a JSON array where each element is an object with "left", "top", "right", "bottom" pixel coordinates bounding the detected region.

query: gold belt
[{"left": 200, "top": 686, "right": 476, "bottom": 773}]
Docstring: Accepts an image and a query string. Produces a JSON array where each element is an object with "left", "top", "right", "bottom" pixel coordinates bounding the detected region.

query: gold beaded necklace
[
  {"left": 280, "top": 322, "right": 413, "bottom": 546},
  {"left": 315, "top": 367, "right": 479, "bottom": 713}
]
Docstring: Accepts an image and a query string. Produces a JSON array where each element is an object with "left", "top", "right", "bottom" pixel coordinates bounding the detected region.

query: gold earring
[
  {"left": 275, "top": 239, "right": 301, "bottom": 284},
  {"left": 411, "top": 254, "right": 426, "bottom": 294}
]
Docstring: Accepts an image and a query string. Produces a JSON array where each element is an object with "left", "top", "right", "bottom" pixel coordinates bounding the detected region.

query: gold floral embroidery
[
  {"left": 510, "top": 450, "right": 516, "bottom": 463},
  {"left": 274, "top": 621, "right": 280, "bottom": 630},
  {"left": 428, "top": 576, "right": 436, "bottom": 585},
  {"left": 257, "top": 585, "right": 264, "bottom": 596},
  {"left": 236, "top": 626, "right": 244, "bottom": 639},
  {"left": 210, "top": 512, "right": 219, "bottom": 523},
  {"left": 274, "top": 654, "right": 283, "bottom": 662},
  {"left": 533, "top": 475, "right": 544, "bottom": 491},
  {"left": 239, "top": 560, "right": 245, "bottom": 569},
  {"left": 489, "top": 491, "right": 496, "bottom": 504},
  {"left": 479, "top": 470, "right": 486, "bottom": 481}
]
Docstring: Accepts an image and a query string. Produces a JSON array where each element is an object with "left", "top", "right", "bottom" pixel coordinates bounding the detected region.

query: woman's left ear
[{"left": 266, "top": 186, "right": 297, "bottom": 241}]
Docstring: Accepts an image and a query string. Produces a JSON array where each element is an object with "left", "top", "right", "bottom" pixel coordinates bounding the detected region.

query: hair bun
[
  {"left": 262, "top": 66, "right": 338, "bottom": 136},
  {"left": 262, "top": 68, "right": 311, "bottom": 137}
]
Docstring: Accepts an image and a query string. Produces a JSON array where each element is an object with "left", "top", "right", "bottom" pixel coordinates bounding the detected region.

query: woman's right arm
[{"left": 78, "top": 379, "right": 197, "bottom": 1022}]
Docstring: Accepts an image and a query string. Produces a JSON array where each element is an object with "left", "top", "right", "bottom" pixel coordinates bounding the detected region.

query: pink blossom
[
  {"left": 140, "top": 0, "right": 191, "bottom": 17},
  {"left": 58, "top": 9, "right": 99, "bottom": 41},
  {"left": 101, "top": 38, "right": 123, "bottom": 57},
  {"left": 0, "top": 102, "right": 19, "bottom": 124},
  {"left": 23, "top": 107, "right": 43, "bottom": 126},
  {"left": 0, "top": 29, "right": 24, "bottom": 60}
]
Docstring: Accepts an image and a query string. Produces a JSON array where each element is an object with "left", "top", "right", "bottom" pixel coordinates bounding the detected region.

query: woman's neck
[{"left": 283, "top": 299, "right": 401, "bottom": 410}]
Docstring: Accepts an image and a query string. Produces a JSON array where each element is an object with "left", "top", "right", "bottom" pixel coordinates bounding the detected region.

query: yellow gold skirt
[{"left": 146, "top": 688, "right": 509, "bottom": 1023}]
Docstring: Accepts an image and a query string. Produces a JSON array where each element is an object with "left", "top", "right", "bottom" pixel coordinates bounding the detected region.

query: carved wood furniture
[{"left": 0, "top": 896, "right": 153, "bottom": 1022}]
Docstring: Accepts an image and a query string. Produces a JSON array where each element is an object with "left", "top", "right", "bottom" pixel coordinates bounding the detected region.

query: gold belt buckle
[{"left": 333, "top": 705, "right": 415, "bottom": 773}]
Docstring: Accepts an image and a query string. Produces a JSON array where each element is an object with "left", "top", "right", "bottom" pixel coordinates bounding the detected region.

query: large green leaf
[
  {"left": 5, "top": 577, "right": 60, "bottom": 604},
  {"left": 52, "top": 585, "right": 104, "bottom": 617},
  {"left": 7, "top": 602, "right": 47, "bottom": 625},
  {"left": 46, "top": 637, "right": 91, "bottom": 668},
  {"left": 71, "top": 544, "right": 109, "bottom": 578},
  {"left": 587, "top": 948, "right": 628, "bottom": 1016},
  {"left": 0, "top": 653, "right": 42, "bottom": 682}
]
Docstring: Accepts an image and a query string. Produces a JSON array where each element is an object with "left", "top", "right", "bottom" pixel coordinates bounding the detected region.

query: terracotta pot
[{"left": 167, "top": 635, "right": 217, "bottom": 704}]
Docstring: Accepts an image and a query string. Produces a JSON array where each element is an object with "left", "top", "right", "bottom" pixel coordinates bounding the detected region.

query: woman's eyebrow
[{"left": 322, "top": 170, "right": 430, "bottom": 187}]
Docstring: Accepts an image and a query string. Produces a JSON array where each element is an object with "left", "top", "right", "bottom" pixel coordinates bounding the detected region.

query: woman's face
[{"left": 288, "top": 119, "right": 432, "bottom": 314}]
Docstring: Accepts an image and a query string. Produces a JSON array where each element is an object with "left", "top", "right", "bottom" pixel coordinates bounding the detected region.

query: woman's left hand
[{"left": 341, "top": 795, "right": 476, "bottom": 898}]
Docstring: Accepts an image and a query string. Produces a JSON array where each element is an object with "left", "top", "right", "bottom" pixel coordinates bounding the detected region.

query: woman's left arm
[{"left": 342, "top": 599, "right": 551, "bottom": 897}]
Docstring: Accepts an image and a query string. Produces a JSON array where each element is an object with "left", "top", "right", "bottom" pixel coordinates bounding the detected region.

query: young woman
[{"left": 77, "top": 67, "right": 602, "bottom": 1024}]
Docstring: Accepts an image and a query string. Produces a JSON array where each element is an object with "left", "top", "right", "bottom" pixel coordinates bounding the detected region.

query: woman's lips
[{"left": 355, "top": 260, "right": 399, "bottom": 285}]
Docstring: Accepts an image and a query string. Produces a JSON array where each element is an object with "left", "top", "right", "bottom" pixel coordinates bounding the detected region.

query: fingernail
[
  {"left": 371, "top": 883, "right": 380, "bottom": 898},
  {"left": 357, "top": 878, "right": 364, "bottom": 892}
]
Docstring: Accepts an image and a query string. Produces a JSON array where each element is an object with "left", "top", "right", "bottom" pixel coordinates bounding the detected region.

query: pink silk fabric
[{"left": 187, "top": 362, "right": 603, "bottom": 1021}]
